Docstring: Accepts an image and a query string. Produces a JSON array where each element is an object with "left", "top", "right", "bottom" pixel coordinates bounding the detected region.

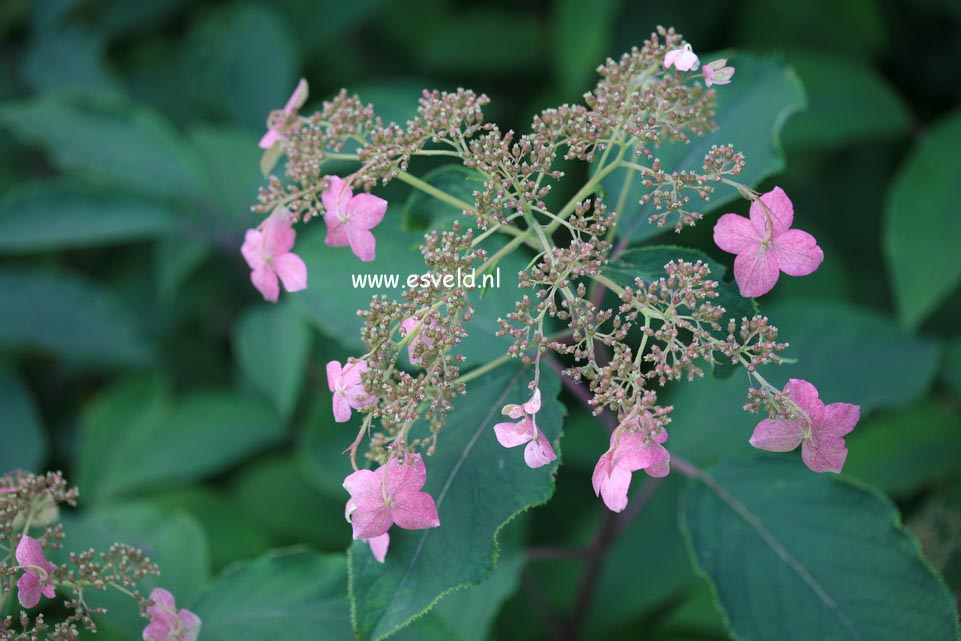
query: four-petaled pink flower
[
  {"left": 592, "top": 418, "right": 670, "bottom": 512},
  {"left": 326, "top": 359, "right": 375, "bottom": 423},
  {"left": 704, "top": 59, "right": 735, "bottom": 87},
  {"left": 259, "top": 78, "right": 308, "bottom": 149},
  {"left": 343, "top": 454, "right": 441, "bottom": 556},
  {"left": 143, "top": 588, "right": 201, "bottom": 641},
  {"left": 241, "top": 209, "right": 308, "bottom": 302},
  {"left": 322, "top": 176, "right": 387, "bottom": 262},
  {"left": 749, "top": 379, "right": 860, "bottom": 473},
  {"left": 16, "top": 535, "right": 56, "bottom": 609},
  {"left": 664, "top": 43, "right": 699, "bottom": 71},
  {"left": 713, "top": 186, "right": 823, "bottom": 298},
  {"left": 400, "top": 316, "right": 435, "bottom": 366},
  {"left": 493, "top": 388, "right": 557, "bottom": 469}
]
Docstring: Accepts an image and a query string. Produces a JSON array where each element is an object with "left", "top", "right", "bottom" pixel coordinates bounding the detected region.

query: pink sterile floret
[
  {"left": 259, "top": 78, "right": 308, "bottom": 149},
  {"left": 592, "top": 417, "right": 670, "bottom": 513},
  {"left": 704, "top": 59, "right": 735, "bottom": 86},
  {"left": 326, "top": 359, "right": 375, "bottom": 423},
  {"left": 322, "top": 176, "right": 388, "bottom": 262},
  {"left": 493, "top": 388, "right": 557, "bottom": 469},
  {"left": 343, "top": 453, "right": 441, "bottom": 563},
  {"left": 713, "top": 186, "right": 823, "bottom": 298},
  {"left": 240, "top": 209, "right": 308, "bottom": 303},
  {"left": 664, "top": 44, "right": 700, "bottom": 71},
  {"left": 400, "top": 316, "right": 435, "bottom": 366},
  {"left": 749, "top": 378, "right": 861, "bottom": 473},
  {"left": 142, "top": 588, "right": 202, "bottom": 641},
  {"left": 16, "top": 535, "right": 57, "bottom": 609}
]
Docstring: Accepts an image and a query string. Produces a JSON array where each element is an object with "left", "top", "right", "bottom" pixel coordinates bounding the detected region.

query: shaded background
[{"left": 1, "top": 0, "right": 960, "bottom": 639}]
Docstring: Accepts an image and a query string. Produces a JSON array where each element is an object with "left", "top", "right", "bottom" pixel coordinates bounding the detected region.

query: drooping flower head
[
  {"left": 15, "top": 535, "right": 57, "bottom": 609},
  {"left": 704, "top": 59, "right": 735, "bottom": 87},
  {"left": 326, "top": 359, "right": 375, "bottom": 423},
  {"left": 664, "top": 43, "right": 700, "bottom": 71},
  {"left": 749, "top": 379, "right": 860, "bottom": 473},
  {"left": 143, "top": 588, "right": 202, "bottom": 641},
  {"left": 592, "top": 412, "right": 670, "bottom": 512},
  {"left": 321, "top": 176, "right": 388, "bottom": 262},
  {"left": 259, "top": 78, "right": 308, "bottom": 149},
  {"left": 343, "top": 453, "right": 441, "bottom": 555},
  {"left": 493, "top": 388, "right": 557, "bottom": 469},
  {"left": 240, "top": 209, "right": 308, "bottom": 302},
  {"left": 713, "top": 186, "right": 823, "bottom": 298}
]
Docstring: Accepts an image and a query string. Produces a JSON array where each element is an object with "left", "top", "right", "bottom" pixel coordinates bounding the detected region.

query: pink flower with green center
[
  {"left": 703, "top": 59, "right": 735, "bottom": 86},
  {"left": 343, "top": 454, "right": 441, "bottom": 551},
  {"left": 240, "top": 209, "right": 308, "bottom": 302},
  {"left": 749, "top": 379, "right": 860, "bottom": 473},
  {"left": 493, "top": 388, "right": 557, "bottom": 469},
  {"left": 259, "top": 78, "right": 308, "bottom": 149},
  {"left": 592, "top": 415, "right": 670, "bottom": 512},
  {"left": 16, "top": 535, "right": 56, "bottom": 609},
  {"left": 713, "top": 186, "right": 823, "bottom": 298},
  {"left": 326, "top": 359, "right": 375, "bottom": 422},
  {"left": 143, "top": 588, "right": 201, "bottom": 641},
  {"left": 664, "top": 43, "right": 699, "bottom": 71},
  {"left": 321, "top": 176, "right": 388, "bottom": 262}
]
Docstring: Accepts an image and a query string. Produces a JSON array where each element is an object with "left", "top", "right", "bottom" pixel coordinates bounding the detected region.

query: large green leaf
[
  {"left": 553, "top": 0, "right": 622, "bottom": 96},
  {"left": 189, "top": 125, "right": 263, "bottom": 225},
  {"left": 683, "top": 457, "right": 960, "bottom": 641},
  {"left": 604, "top": 54, "right": 805, "bottom": 244},
  {"left": 77, "top": 377, "right": 284, "bottom": 502},
  {"left": 191, "top": 550, "right": 354, "bottom": 641},
  {"left": 884, "top": 111, "right": 961, "bottom": 329},
  {"left": 233, "top": 302, "right": 312, "bottom": 418},
  {"left": 0, "top": 268, "right": 149, "bottom": 366},
  {"left": 0, "top": 181, "right": 176, "bottom": 253},
  {"left": 0, "top": 367, "right": 46, "bottom": 473},
  {"left": 349, "top": 364, "right": 565, "bottom": 641},
  {"left": 0, "top": 91, "right": 203, "bottom": 200}
]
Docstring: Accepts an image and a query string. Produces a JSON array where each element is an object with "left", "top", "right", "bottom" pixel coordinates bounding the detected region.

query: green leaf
[
  {"left": 190, "top": 125, "right": 264, "bottom": 225},
  {"left": 57, "top": 502, "right": 211, "bottom": 637},
  {"left": 77, "top": 377, "right": 284, "bottom": 502},
  {"left": 402, "top": 165, "right": 482, "bottom": 231},
  {"left": 604, "top": 54, "right": 805, "bottom": 244},
  {"left": 22, "top": 25, "right": 121, "bottom": 94},
  {"left": 233, "top": 303, "right": 312, "bottom": 417},
  {"left": 782, "top": 52, "right": 911, "bottom": 149},
  {"left": 683, "top": 457, "right": 961, "bottom": 641},
  {"left": 884, "top": 111, "right": 961, "bottom": 329},
  {"left": 0, "top": 91, "right": 203, "bottom": 200},
  {"left": 942, "top": 338, "right": 961, "bottom": 397},
  {"left": 349, "top": 364, "right": 565, "bottom": 641},
  {"left": 0, "top": 268, "right": 149, "bottom": 366},
  {"left": 299, "top": 395, "right": 356, "bottom": 499},
  {"left": 0, "top": 181, "right": 176, "bottom": 253},
  {"left": 553, "top": 0, "right": 622, "bottom": 96},
  {"left": 154, "top": 236, "right": 210, "bottom": 302},
  {"left": 0, "top": 367, "right": 46, "bottom": 473},
  {"left": 191, "top": 550, "right": 354, "bottom": 641}
]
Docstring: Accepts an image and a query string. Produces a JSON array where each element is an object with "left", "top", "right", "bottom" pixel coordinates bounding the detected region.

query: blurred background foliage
[{"left": 1, "top": 0, "right": 960, "bottom": 639}]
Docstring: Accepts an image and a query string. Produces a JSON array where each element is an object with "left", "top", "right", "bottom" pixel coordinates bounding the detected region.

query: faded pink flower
[
  {"left": 16, "top": 535, "right": 56, "bottom": 609},
  {"left": 322, "top": 176, "right": 387, "bottom": 262},
  {"left": 345, "top": 501, "right": 391, "bottom": 563},
  {"left": 343, "top": 454, "right": 441, "bottom": 544},
  {"left": 664, "top": 44, "right": 699, "bottom": 71},
  {"left": 749, "top": 379, "right": 860, "bottom": 473},
  {"left": 592, "top": 422, "right": 670, "bottom": 512},
  {"left": 259, "top": 78, "right": 308, "bottom": 149},
  {"left": 400, "top": 317, "right": 434, "bottom": 366},
  {"left": 704, "top": 59, "right": 735, "bottom": 86},
  {"left": 241, "top": 209, "right": 308, "bottom": 302},
  {"left": 713, "top": 186, "right": 823, "bottom": 298},
  {"left": 143, "top": 588, "right": 201, "bottom": 641},
  {"left": 493, "top": 388, "right": 557, "bottom": 469},
  {"left": 0, "top": 487, "right": 14, "bottom": 494},
  {"left": 326, "top": 360, "right": 374, "bottom": 423}
]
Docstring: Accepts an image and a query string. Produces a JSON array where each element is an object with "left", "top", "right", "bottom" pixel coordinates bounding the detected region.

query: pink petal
[
  {"left": 343, "top": 469, "right": 383, "bottom": 512},
  {"left": 340, "top": 360, "right": 366, "bottom": 387},
  {"left": 503, "top": 403, "right": 525, "bottom": 420},
  {"left": 274, "top": 252, "right": 308, "bottom": 293},
  {"left": 802, "top": 435, "right": 848, "bottom": 473},
  {"left": 367, "top": 533, "right": 390, "bottom": 563},
  {"left": 773, "top": 229, "right": 823, "bottom": 277},
  {"left": 704, "top": 65, "right": 715, "bottom": 86},
  {"left": 347, "top": 193, "right": 388, "bottom": 231},
  {"left": 283, "top": 78, "right": 309, "bottom": 114},
  {"left": 591, "top": 452, "right": 613, "bottom": 496},
  {"left": 523, "top": 431, "right": 556, "bottom": 468},
  {"left": 819, "top": 402, "right": 860, "bottom": 438},
  {"left": 784, "top": 379, "right": 824, "bottom": 416},
  {"left": 17, "top": 572, "right": 41, "bottom": 609},
  {"left": 332, "top": 393, "right": 352, "bottom": 422},
  {"left": 258, "top": 128, "right": 282, "bottom": 150},
  {"left": 714, "top": 213, "right": 761, "bottom": 254},
  {"left": 523, "top": 388, "right": 542, "bottom": 415},
  {"left": 664, "top": 49, "right": 683, "bottom": 68},
  {"left": 263, "top": 213, "right": 297, "bottom": 256},
  {"left": 593, "top": 455, "right": 633, "bottom": 513},
  {"left": 147, "top": 588, "right": 179, "bottom": 627},
  {"left": 749, "top": 418, "right": 804, "bottom": 452},
  {"left": 391, "top": 491, "right": 441, "bottom": 530},
  {"left": 347, "top": 228, "right": 377, "bottom": 262},
  {"left": 385, "top": 454, "right": 428, "bottom": 494},
  {"left": 16, "top": 536, "right": 47, "bottom": 567},
  {"left": 326, "top": 361, "right": 342, "bottom": 392},
  {"left": 42, "top": 582, "right": 56, "bottom": 599},
  {"left": 494, "top": 419, "right": 533, "bottom": 448},
  {"left": 749, "top": 187, "right": 794, "bottom": 235},
  {"left": 322, "top": 176, "right": 352, "bottom": 218},
  {"left": 733, "top": 246, "right": 779, "bottom": 297},
  {"left": 644, "top": 443, "right": 671, "bottom": 478},
  {"left": 178, "top": 610, "right": 202, "bottom": 641},
  {"left": 324, "top": 217, "right": 350, "bottom": 248},
  {"left": 241, "top": 229, "right": 265, "bottom": 270},
  {"left": 351, "top": 505, "right": 394, "bottom": 540},
  {"left": 675, "top": 50, "right": 700, "bottom": 71},
  {"left": 250, "top": 265, "right": 280, "bottom": 303},
  {"left": 345, "top": 499, "right": 357, "bottom": 523},
  {"left": 143, "top": 620, "right": 171, "bottom": 641}
]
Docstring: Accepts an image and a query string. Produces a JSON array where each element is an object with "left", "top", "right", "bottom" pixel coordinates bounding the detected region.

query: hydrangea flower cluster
[{"left": 246, "top": 26, "right": 859, "bottom": 561}]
